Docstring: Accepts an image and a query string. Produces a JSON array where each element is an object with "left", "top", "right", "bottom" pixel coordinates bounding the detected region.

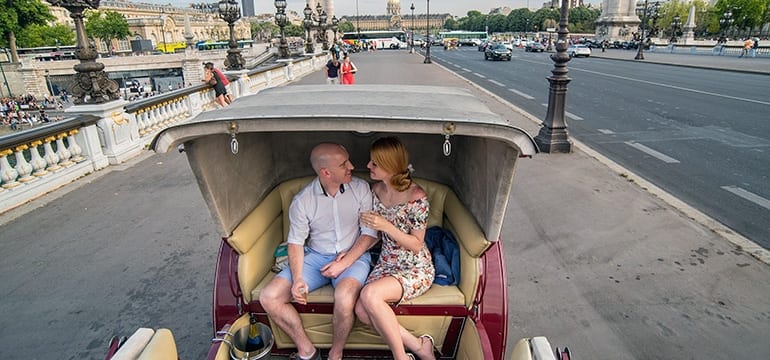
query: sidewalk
[{"left": 590, "top": 48, "right": 770, "bottom": 74}]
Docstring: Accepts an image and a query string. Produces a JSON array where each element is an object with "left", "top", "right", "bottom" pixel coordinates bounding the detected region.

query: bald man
[{"left": 260, "top": 143, "right": 377, "bottom": 360}]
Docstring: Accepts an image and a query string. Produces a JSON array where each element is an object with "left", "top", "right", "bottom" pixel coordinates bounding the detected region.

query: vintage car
[{"left": 107, "top": 85, "right": 569, "bottom": 360}]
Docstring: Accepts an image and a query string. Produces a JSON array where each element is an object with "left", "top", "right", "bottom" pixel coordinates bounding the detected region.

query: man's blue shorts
[{"left": 276, "top": 247, "right": 371, "bottom": 291}]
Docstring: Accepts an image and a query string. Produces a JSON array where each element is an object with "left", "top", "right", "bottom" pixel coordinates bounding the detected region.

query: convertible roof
[{"left": 152, "top": 85, "right": 537, "bottom": 241}]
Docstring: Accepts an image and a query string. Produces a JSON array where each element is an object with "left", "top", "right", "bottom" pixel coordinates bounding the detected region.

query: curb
[
  {"left": 590, "top": 54, "right": 770, "bottom": 76},
  {"left": 428, "top": 56, "right": 770, "bottom": 266}
]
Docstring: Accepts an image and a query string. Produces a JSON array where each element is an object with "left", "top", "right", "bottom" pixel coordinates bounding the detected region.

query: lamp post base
[{"left": 534, "top": 126, "right": 573, "bottom": 153}]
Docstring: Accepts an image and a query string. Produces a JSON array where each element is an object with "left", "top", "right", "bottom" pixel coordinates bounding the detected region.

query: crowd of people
[
  {"left": 259, "top": 137, "right": 437, "bottom": 360},
  {"left": 1, "top": 94, "right": 65, "bottom": 131}
]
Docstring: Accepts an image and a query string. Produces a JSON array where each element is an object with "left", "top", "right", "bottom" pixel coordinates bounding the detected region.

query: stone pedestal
[
  {"left": 595, "top": 0, "right": 640, "bottom": 42},
  {"left": 65, "top": 100, "right": 140, "bottom": 164},
  {"left": 225, "top": 69, "right": 251, "bottom": 98}
]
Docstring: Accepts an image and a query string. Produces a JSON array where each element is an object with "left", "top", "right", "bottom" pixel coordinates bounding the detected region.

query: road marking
[
  {"left": 572, "top": 67, "right": 770, "bottom": 106},
  {"left": 721, "top": 186, "right": 770, "bottom": 210},
  {"left": 509, "top": 88, "right": 535, "bottom": 99},
  {"left": 462, "top": 67, "right": 471, "bottom": 72},
  {"left": 453, "top": 64, "right": 462, "bottom": 68},
  {"left": 624, "top": 141, "right": 680, "bottom": 163},
  {"left": 539, "top": 103, "right": 584, "bottom": 120},
  {"left": 474, "top": 72, "right": 487, "bottom": 78},
  {"left": 489, "top": 79, "right": 505, "bottom": 87},
  {"left": 597, "top": 129, "right": 615, "bottom": 134}
]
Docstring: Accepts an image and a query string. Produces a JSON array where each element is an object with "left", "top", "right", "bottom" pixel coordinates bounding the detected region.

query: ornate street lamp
[
  {"left": 424, "top": 0, "right": 431, "bottom": 64},
  {"left": 634, "top": 0, "right": 660, "bottom": 60},
  {"left": 410, "top": 3, "right": 415, "bottom": 53},
  {"left": 331, "top": 15, "right": 339, "bottom": 45},
  {"left": 218, "top": 0, "right": 245, "bottom": 70},
  {"left": 303, "top": 4, "right": 315, "bottom": 54},
  {"left": 274, "top": 0, "right": 289, "bottom": 58},
  {"left": 533, "top": 0, "right": 572, "bottom": 153},
  {"left": 670, "top": 15, "right": 681, "bottom": 44},
  {"left": 303, "top": 3, "right": 333, "bottom": 52},
  {"left": 48, "top": 0, "right": 120, "bottom": 104},
  {"left": 719, "top": 10, "right": 733, "bottom": 39}
]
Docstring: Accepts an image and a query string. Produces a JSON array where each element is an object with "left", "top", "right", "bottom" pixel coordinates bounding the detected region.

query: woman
[
  {"left": 355, "top": 137, "right": 435, "bottom": 360},
  {"left": 340, "top": 55, "right": 357, "bottom": 85},
  {"left": 202, "top": 62, "right": 228, "bottom": 107}
]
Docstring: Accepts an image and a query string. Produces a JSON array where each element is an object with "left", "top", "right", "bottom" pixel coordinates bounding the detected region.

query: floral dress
[{"left": 366, "top": 194, "right": 435, "bottom": 302}]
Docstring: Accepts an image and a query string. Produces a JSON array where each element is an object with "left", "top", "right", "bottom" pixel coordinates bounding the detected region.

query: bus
[
  {"left": 156, "top": 41, "right": 187, "bottom": 54},
  {"left": 195, "top": 40, "right": 254, "bottom": 51},
  {"left": 341, "top": 31, "right": 407, "bottom": 49},
  {"left": 438, "top": 31, "right": 488, "bottom": 46},
  {"left": 17, "top": 46, "right": 77, "bottom": 61}
]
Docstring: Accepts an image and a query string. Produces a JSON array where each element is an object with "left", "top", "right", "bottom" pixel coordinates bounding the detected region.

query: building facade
[{"left": 45, "top": 0, "right": 251, "bottom": 53}]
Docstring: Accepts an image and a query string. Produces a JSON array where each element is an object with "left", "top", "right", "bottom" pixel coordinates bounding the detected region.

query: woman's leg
[{"left": 358, "top": 277, "right": 413, "bottom": 360}]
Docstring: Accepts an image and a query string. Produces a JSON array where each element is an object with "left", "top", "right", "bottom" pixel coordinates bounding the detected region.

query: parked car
[
  {"left": 485, "top": 43, "right": 512, "bottom": 61},
  {"left": 525, "top": 41, "right": 545, "bottom": 52},
  {"left": 567, "top": 44, "right": 591, "bottom": 57}
]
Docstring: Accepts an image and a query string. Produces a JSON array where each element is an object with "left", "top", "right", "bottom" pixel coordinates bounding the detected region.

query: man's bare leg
[
  {"left": 328, "top": 277, "right": 362, "bottom": 360},
  {"left": 259, "top": 277, "right": 316, "bottom": 357}
]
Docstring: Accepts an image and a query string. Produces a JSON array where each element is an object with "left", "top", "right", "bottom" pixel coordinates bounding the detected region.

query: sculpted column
[{"left": 595, "top": 0, "right": 641, "bottom": 42}]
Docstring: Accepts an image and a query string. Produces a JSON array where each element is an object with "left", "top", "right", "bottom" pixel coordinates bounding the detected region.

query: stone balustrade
[{"left": 0, "top": 52, "right": 328, "bottom": 214}]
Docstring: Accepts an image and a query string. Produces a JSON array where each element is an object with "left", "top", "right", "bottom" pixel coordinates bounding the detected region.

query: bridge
[{"left": 1, "top": 50, "right": 770, "bottom": 360}]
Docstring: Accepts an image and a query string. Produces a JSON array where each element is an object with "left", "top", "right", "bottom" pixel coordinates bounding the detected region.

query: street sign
[{"left": 547, "top": 27, "right": 556, "bottom": 32}]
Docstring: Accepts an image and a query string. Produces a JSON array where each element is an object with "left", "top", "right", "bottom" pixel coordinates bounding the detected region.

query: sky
[{"left": 137, "top": 0, "right": 600, "bottom": 17}]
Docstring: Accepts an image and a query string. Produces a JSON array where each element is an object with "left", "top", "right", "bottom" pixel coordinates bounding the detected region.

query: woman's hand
[{"left": 360, "top": 211, "right": 388, "bottom": 231}]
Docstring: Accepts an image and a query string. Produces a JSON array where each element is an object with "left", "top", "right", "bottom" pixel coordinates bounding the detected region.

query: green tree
[
  {"left": 284, "top": 23, "right": 305, "bottom": 37},
  {"left": 15, "top": 23, "right": 75, "bottom": 48},
  {"left": 715, "top": 0, "right": 768, "bottom": 36},
  {"left": 507, "top": 8, "right": 533, "bottom": 32},
  {"left": 0, "top": 0, "right": 54, "bottom": 62},
  {"left": 251, "top": 20, "right": 279, "bottom": 41},
  {"left": 567, "top": 6, "right": 601, "bottom": 33},
  {"left": 85, "top": 10, "right": 130, "bottom": 53},
  {"left": 337, "top": 21, "right": 355, "bottom": 33}
]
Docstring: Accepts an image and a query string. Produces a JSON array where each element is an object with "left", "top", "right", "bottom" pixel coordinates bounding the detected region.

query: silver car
[{"left": 567, "top": 44, "right": 591, "bottom": 58}]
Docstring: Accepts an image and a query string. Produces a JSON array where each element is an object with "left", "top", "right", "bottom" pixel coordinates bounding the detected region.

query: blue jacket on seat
[{"left": 425, "top": 226, "right": 461, "bottom": 286}]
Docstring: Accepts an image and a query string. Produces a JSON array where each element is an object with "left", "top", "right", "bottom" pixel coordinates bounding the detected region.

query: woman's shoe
[{"left": 418, "top": 334, "right": 437, "bottom": 359}]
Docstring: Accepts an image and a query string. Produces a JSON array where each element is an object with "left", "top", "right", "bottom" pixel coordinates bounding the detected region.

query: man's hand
[
  {"left": 291, "top": 279, "right": 309, "bottom": 305},
  {"left": 320, "top": 252, "right": 350, "bottom": 279}
]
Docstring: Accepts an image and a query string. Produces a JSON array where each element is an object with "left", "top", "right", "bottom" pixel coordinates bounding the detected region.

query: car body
[
  {"left": 478, "top": 40, "right": 491, "bottom": 51},
  {"left": 502, "top": 41, "right": 514, "bottom": 51},
  {"left": 146, "top": 84, "right": 563, "bottom": 360},
  {"left": 567, "top": 44, "right": 591, "bottom": 57},
  {"left": 485, "top": 43, "right": 512, "bottom": 61},
  {"left": 525, "top": 42, "right": 545, "bottom": 52}
]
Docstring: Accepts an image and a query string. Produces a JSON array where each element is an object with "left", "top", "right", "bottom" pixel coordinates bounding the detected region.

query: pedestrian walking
[
  {"left": 341, "top": 55, "right": 357, "bottom": 85},
  {"left": 739, "top": 38, "right": 753, "bottom": 58},
  {"left": 326, "top": 56, "right": 341, "bottom": 85}
]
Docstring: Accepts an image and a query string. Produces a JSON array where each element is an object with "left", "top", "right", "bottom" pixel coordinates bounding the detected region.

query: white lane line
[
  {"left": 474, "top": 72, "right": 487, "bottom": 78},
  {"left": 573, "top": 67, "right": 770, "bottom": 106},
  {"left": 453, "top": 64, "right": 462, "bottom": 68},
  {"left": 538, "top": 103, "right": 584, "bottom": 120},
  {"left": 509, "top": 88, "right": 535, "bottom": 100},
  {"left": 721, "top": 186, "right": 770, "bottom": 210},
  {"left": 489, "top": 79, "right": 506, "bottom": 87},
  {"left": 624, "top": 141, "right": 680, "bottom": 163},
  {"left": 462, "top": 67, "right": 471, "bottom": 72},
  {"left": 566, "top": 111, "right": 584, "bottom": 121},
  {"left": 597, "top": 129, "right": 615, "bottom": 134}
]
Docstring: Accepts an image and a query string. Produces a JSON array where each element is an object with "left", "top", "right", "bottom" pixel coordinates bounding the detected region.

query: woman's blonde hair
[{"left": 371, "top": 137, "right": 411, "bottom": 192}]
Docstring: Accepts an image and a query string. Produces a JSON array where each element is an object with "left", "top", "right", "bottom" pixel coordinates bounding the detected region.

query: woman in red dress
[{"left": 341, "top": 55, "right": 357, "bottom": 85}]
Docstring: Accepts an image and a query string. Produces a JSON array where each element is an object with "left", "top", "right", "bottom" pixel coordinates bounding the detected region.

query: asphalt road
[{"left": 425, "top": 46, "right": 770, "bottom": 248}]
